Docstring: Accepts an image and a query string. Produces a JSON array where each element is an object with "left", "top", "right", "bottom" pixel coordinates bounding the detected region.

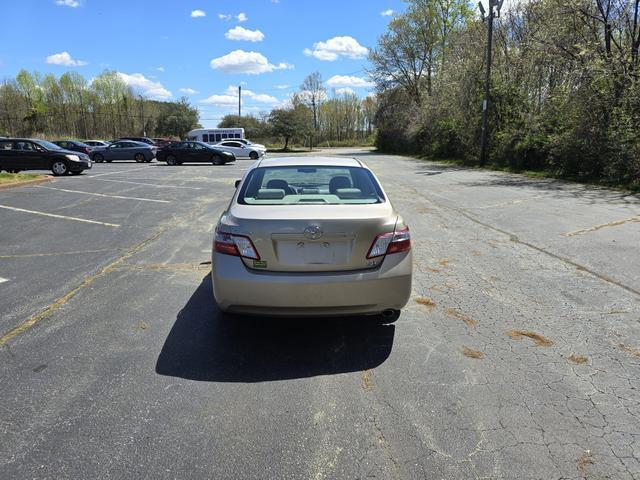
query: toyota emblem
[{"left": 303, "top": 225, "right": 323, "bottom": 240}]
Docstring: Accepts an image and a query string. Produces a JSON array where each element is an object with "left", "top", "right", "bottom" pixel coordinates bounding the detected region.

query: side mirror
[{"left": 234, "top": 180, "right": 241, "bottom": 188}]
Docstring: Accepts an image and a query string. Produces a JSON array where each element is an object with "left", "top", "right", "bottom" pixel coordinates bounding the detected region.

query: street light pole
[
  {"left": 478, "top": 0, "right": 502, "bottom": 167},
  {"left": 238, "top": 85, "right": 242, "bottom": 117}
]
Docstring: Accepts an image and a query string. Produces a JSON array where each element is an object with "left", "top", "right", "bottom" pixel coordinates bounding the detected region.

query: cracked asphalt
[{"left": 1, "top": 149, "right": 639, "bottom": 479}]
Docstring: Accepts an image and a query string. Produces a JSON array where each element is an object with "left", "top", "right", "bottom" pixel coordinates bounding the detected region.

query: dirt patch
[
  {"left": 426, "top": 267, "right": 441, "bottom": 273},
  {"left": 438, "top": 258, "right": 451, "bottom": 266},
  {"left": 472, "top": 251, "right": 482, "bottom": 256},
  {"left": 361, "top": 369, "right": 375, "bottom": 391},
  {"left": 618, "top": 343, "right": 640, "bottom": 357},
  {"left": 568, "top": 353, "right": 588, "bottom": 364},
  {"left": 137, "top": 320, "right": 150, "bottom": 330},
  {"left": 577, "top": 451, "right": 593, "bottom": 474},
  {"left": 506, "top": 330, "right": 553, "bottom": 347},
  {"left": 462, "top": 346, "right": 484, "bottom": 359},
  {"left": 416, "top": 297, "right": 436, "bottom": 309},
  {"left": 445, "top": 308, "right": 477, "bottom": 326}
]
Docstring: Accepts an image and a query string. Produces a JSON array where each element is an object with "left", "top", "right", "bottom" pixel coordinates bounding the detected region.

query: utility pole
[
  {"left": 238, "top": 85, "right": 242, "bottom": 117},
  {"left": 478, "top": 0, "right": 503, "bottom": 167}
]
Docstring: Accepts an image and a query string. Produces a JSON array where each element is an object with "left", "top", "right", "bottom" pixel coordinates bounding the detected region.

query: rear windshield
[{"left": 238, "top": 166, "right": 385, "bottom": 205}]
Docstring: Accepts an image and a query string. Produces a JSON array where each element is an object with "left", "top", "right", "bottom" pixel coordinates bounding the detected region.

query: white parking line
[
  {"left": 0, "top": 205, "right": 120, "bottom": 227},
  {"left": 0, "top": 277, "right": 8, "bottom": 284},
  {"left": 35, "top": 186, "right": 170, "bottom": 203},
  {"left": 87, "top": 166, "right": 154, "bottom": 178},
  {"left": 92, "top": 178, "right": 202, "bottom": 190}
]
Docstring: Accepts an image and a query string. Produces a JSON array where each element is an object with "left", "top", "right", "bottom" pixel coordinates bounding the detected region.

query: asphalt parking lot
[{"left": 1, "top": 149, "right": 639, "bottom": 479}]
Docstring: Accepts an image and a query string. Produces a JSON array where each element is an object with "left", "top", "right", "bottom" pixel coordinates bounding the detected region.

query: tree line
[
  {"left": 369, "top": 0, "right": 640, "bottom": 186},
  {"left": 0, "top": 70, "right": 200, "bottom": 140},
  {"left": 219, "top": 72, "right": 378, "bottom": 149}
]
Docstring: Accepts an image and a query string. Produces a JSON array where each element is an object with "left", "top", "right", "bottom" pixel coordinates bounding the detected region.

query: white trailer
[{"left": 186, "top": 128, "right": 245, "bottom": 144}]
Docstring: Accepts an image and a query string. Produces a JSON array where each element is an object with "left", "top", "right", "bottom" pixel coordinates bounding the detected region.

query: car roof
[{"left": 255, "top": 156, "right": 363, "bottom": 168}]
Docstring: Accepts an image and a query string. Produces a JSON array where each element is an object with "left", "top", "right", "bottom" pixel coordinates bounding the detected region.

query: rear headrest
[
  {"left": 329, "top": 176, "right": 351, "bottom": 194},
  {"left": 335, "top": 188, "right": 363, "bottom": 199},
  {"left": 266, "top": 179, "right": 290, "bottom": 190},
  {"left": 255, "top": 188, "right": 285, "bottom": 200}
]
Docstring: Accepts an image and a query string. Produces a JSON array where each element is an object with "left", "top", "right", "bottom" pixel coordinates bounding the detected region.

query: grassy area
[
  {"left": 401, "top": 153, "right": 640, "bottom": 194},
  {"left": 0, "top": 172, "right": 45, "bottom": 185}
]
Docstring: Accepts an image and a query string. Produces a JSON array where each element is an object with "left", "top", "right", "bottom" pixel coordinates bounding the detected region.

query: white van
[{"left": 187, "top": 128, "right": 245, "bottom": 144}]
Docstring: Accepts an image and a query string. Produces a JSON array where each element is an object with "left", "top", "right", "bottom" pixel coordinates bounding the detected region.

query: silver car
[
  {"left": 212, "top": 156, "right": 412, "bottom": 317},
  {"left": 213, "top": 140, "right": 265, "bottom": 160}
]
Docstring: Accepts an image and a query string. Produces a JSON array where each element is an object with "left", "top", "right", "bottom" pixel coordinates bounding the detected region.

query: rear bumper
[{"left": 212, "top": 251, "right": 412, "bottom": 316}]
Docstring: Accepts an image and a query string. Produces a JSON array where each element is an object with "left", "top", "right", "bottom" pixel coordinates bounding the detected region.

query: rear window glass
[{"left": 238, "top": 166, "right": 385, "bottom": 205}]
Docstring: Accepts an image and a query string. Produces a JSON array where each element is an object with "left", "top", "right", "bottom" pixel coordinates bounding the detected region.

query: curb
[{"left": 0, "top": 176, "right": 55, "bottom": 191}]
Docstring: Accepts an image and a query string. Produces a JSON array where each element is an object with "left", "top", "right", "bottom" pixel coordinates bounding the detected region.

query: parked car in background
[
  {"left": 90, "top": 140, "right": 156, "bottom": 163},
  {"left": 83, "top": 140, "right": 111, "bottom": 147},
  {"left": 0, "top": 138, "right": 92, "bottom": 176},
  {"left": 213, "top": 140, "right": 265, "bottom": 160},
  {"left": 117, "top": 136, "right": 156, "bottom": 146},
  {"left": 53, "top": 140, "right": 93, "bottom": 156},
  {"left": 152, "top": 138, "right": 173, "bottom": 149},
  {"left": 157, "top": 141, "right": 235, "bottom": 165},
  {"left": 233, "top": 138, "right": 267, "bottom": 151},
  {"left": 212, "top": 156, "right": 412, "bottom": 317}
]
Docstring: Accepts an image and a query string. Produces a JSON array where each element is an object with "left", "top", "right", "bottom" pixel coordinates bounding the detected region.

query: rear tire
[
  {"left": 134, "top": 153, "right": 145, "bottom": 163},
  {"left": 93, "top": 154, "right": 104, "bottom": 163},
  {"left": 51, "top": 160, "right": 69, "bottom": 176},
  {"left": 166, "top": 155, "right": 177, "bottom": 166},
  {"left": 249, "top": 151, "right": 259, "bottom": 160},
  {"left": 212, "top": 155, "right": 223, "bottom": 165}
]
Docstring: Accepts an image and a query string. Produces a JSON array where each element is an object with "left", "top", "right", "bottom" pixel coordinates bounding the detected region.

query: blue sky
[{"left": 1, "top": 0, "right": 405, "bottom": 127}]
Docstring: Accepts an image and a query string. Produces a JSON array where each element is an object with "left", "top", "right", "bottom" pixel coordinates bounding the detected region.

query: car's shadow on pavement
[{"left": 155, "top": 275, "right": 396, "bottom": 382}]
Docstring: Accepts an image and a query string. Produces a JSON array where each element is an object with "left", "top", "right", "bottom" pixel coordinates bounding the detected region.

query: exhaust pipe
[{"left": 381, "top": 309, "right": 396, "bottom": 318}]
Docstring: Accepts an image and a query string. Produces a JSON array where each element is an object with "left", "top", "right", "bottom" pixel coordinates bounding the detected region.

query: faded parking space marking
[
  {"left": 561, "top": 215, "right": 640, "bottom": 237},
  {"left": 86, "top": 165, "right": 153, "bottom": 177},
  {"left": 91, "top": 178, "right": 202, "bottom": 190},
  {"left": 0, "top": 204, "right": 120, "bottom": 228},
  {"left": 0, "top": 277, "right": 8, "bottom": 284},
  {"left": 35, "top": 185, "right": 170, "bottom": 203}
]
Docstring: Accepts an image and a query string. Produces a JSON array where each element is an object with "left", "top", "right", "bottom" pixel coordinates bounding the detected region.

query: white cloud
[
  {"left": 225, "top": 26, "right": 265, "bottom": 42},
  {"left": 237, "top": 12, "right": 248, "bottom": 22},
  {"left": 303, "top": 36, "right": 368, "bottom": 61},
  {"left": 200, "top": 94, "right": 238, "bottom": 106},
  {"left": 179, "top": 88, "right": 199, "bottom": 94},
  {"left": 46, "top": 51, "right": 87, "bottom": 66},
  {"left": 218, "top": 13, "right": 232, "bottom": 20},
  {"left": 117, "top": 72, "right": 172, "bottom": 99},
  {"left": 210, "top": 50, "right": 293, "bottom": 74},
  {"left": 201, "top": 86, "right": 279, "bottom": 107},
  {"left": 55, "top": 0, "right": 80, "bottom": 7},
  {"left": 381, "top": 9, "right": 394, "bottom": 16},
  {"left": 191, "top": 9, "right": 206, "bottom": 17},
  {"left": 327, "top": 75, "right": 374, "bottom": 88},
  {"left": 335, "top": 87, "right": 356, "bottom": 95},
  {"left": 275, "top": 84, "right": 290, "bottom": 89},
  {"left": 156, "top": 66, "right": 165, "bottom": 72}
]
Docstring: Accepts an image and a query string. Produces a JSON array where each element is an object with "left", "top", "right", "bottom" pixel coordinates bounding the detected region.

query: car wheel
[
  {"left": 166, "top": 155, "right": 178, "bottom": 166},
  {"left": 51, "top": 160, "right": 69, "bottom": 176},
  {"left": 249, "top": 151, "right": 259, "bottom": 160},
  {"left": 212, "top": 155, "right": 223, "bottom": 165},
  {"left": 134, "top": 153, "right": 145, "bottom": 163},
  {"left": 94, "top": 154, "right": 104, "bottom": 163}
]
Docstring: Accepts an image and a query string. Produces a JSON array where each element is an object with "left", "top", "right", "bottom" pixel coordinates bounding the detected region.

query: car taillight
[
  {"left": 366, "top": 226, "right": 411, "bottom": 259},
  {"left": 214, "top": 230, "right": 260, "bottom": 260}
]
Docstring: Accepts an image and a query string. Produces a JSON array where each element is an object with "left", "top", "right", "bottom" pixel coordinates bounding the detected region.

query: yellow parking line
[
  {"left": 35, "top": 185, "right": 170, "bottom": 203},
  {"left": 561, "top": 215, "right": 640, "bottom": 237},
  {"left": 0, "top": 204, "right": 120, "bottom": 227}
]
